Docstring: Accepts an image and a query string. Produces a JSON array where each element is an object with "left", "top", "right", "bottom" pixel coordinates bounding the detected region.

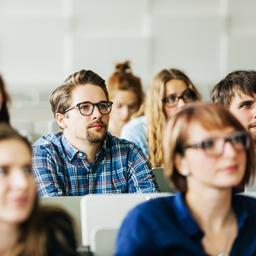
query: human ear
[
  {"left": 174, "top": 153, "right": 190, "bottom": 177},
  {"left": 55, "top": 112, "right": 67, "bottom": 130}
]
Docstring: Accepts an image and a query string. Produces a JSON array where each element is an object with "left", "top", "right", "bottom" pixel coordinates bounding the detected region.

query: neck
[
  {"left": 185, "top": 186, "right": 233, "bottom": 231},
  {"left": 63, "top": 131, "right": 101, "bottom": 163},
  {"left": 0, "top": 223, "right": 19, "bottom": 256}
]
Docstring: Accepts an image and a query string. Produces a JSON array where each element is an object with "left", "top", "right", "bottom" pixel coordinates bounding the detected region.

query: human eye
[
  {"left": 0, "top": 166, "right": 10, "bottom": 176},
  {"left": 163, "top": 94, "right": 177, "bottom": 104},
  {"left": 22, "top": 165, "right": 32, "bottom": 175},
  {"left": 98, "top": 102, "right": 109, "bottom": 110},
  {"left": 79, "top": 103, "right": 92, "bottom": 112},
  {"left": 183, "top": 90, "right": 196, "bottom": 102},
  {"left": 201, "top": 139, "right": 215, "bottom": 150},
  {"left": 229, "top": 133, "right": 248, "bottom": 146},
  {"left": 239, "top": 101, "right": 254, "bottom": 109}
]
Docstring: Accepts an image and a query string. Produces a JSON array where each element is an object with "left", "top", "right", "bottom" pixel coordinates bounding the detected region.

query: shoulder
[
  {"left": 107, "top": 132, "right": 143, "bottom": 153},
  {"left": 121, "top": 116, "right": 147, "bottom": 134},
  {"left": 234, "top": 194, "right": 256, "bottom": 214},
  {"left": 33, "top": 132, "right": 63, "bottom": 152},
  {"left": 123, "top": 196, "right": 175, "bottom": 226}
]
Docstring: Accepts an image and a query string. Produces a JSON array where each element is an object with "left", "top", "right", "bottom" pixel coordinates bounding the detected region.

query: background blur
[{"left": 0, "top": 0, "right": 255, "bottom": 140}]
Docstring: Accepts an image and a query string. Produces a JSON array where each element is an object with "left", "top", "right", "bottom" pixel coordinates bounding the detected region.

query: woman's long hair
[{"left": 146, "top": 68, "right": 201, "bottom": 167}]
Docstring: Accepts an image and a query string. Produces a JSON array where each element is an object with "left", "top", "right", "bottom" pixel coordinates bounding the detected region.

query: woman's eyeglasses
[
  {"left": 162, "top": 89, "right": 197, "bottom": 108},
  {"left": 184, "top": 131, "right": 250, "bottom": 157},
  {"left": 64, "top": 101, "right": 113, "bottom": 116}
]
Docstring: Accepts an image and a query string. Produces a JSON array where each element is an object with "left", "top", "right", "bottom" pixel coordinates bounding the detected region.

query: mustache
[{"left": 87, "top": 119, "right": 107, "bottom": 129}]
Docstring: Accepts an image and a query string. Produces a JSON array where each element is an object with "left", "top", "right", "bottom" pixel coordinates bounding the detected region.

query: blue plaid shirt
[{"left": 32, "top": 132, "right": 159, "bottom": 197}]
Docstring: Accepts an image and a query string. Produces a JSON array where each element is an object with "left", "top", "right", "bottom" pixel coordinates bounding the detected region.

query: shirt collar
[
  {"left": 60, "top": 132, "right": 109, "bottom": 161},
  {"left": 173, "top": 192, "right": 203, "bottom": 239}
]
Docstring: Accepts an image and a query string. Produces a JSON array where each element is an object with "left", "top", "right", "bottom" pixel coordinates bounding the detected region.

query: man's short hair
[
  {"left": 211, "top": 70, "right": 256, "bottom": 107},
  {"left": 50, "top": 70, "right": 109, "bottom": 116}
]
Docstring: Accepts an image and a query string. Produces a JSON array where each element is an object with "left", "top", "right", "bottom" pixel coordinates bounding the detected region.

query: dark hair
[
  {"left": 164, "top": 102, "right": 256, "bottom": 192},
  {"left": 0, "top": 123, "right": 31, "bottom": 150},
  {"left": 0, "top": 75, "right": 11, "bottom": 123},
  {"left": 50, "top": 69, "right": 108, "bottom": 116},
  {"left": 212, "top": 70, "right": 256, "bottom": 106},
  {"left": 107, "top": 60, "right": 144, "bottom": 108}
]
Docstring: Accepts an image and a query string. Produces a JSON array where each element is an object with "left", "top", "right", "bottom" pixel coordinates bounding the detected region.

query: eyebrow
[{"left": 237, "top": 99, "right": 255, "bottom": 108}]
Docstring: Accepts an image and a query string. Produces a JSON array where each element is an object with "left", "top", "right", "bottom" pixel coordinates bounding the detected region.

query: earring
[{"left": 182, "top": 170, "right": 189, "bottom": 176}]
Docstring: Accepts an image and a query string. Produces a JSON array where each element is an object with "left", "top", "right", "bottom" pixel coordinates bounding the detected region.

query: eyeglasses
[
  {"left": 162, "top": 89, "right": 197, "bottom": 107},
  {"left": 64, "top": 101, "right": 113, "bottom": 116},
  {"left": 184, "top": 131, "right": 250, "bottom": 157}
]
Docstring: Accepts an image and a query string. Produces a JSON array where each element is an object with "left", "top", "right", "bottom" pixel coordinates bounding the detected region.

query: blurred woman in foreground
[
  {"left": 0, "top": 124, "right": 77, "bottom": 255},
  {"left": 115, "top": 103, "right": 256, "bottom": 256}
]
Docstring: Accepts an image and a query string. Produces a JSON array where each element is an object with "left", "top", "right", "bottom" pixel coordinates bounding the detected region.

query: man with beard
[{"left": 32, "top": 70, "right": 158, "bottom": 197}]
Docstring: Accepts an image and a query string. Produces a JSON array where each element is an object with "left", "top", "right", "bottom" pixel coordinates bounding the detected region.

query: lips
[
  {"left": 88, "top": 121, "right": 105, "bottom": 129},
  {"left": 11, "top": 196, "right": 29, "bottom": 206},
  {"left": 248, "top": 122, "right": 256, "bottom": 129},
  {"left": 219, "top": 164, "right": 238, "bottom": 173}
]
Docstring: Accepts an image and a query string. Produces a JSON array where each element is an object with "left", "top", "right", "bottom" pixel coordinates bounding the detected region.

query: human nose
[
  {"left": 222, "top": 140, "right": 237, "bottom": 157},
  {"left": 176, "top": 97, "right": 186, "bottom": 108},
  {"left": 91, "top": 105, "right": 103, "bottom": 119}
]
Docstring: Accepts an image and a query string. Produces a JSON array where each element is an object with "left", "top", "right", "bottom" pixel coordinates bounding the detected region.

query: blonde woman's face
[
  {"left": 0, "top": 139, "right": 36, "bottom": 225},
  {"left": 163, "top": 79, "right": 189, "bottom": 119}
]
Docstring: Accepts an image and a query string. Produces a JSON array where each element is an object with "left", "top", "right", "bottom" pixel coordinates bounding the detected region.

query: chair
[
  {"left": 152, "top": 167, "right": 175, "bottom": 192},
  {"left": 80, "top": 193, "right": 172, "bottom": 256},
  {"left": 40, "top": 196, "right": 82, "bottom": 245}
]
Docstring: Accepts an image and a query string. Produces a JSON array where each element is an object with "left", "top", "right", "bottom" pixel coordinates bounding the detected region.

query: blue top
[
  {"left": 120, "top": 116, "right": 148, "bottom": 157},
  {"left": 115, "top": 192, "right": 256, "bottom": 256},
  {"left": 32, "top": 132, "right": 159, "bottom": 197}
]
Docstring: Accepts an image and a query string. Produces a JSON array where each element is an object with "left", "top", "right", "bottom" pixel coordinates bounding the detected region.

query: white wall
[{"left": 0, "top": 0, "right": 255, "bottom": 139}]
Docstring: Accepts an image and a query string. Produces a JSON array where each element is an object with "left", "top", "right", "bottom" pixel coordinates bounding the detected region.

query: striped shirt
[{"left": 32, "top": 132, "right": 159, "bottom": 197}]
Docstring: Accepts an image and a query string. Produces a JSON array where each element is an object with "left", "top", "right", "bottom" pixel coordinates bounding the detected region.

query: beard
[{"left": 86, "top": 119, "right": 107, "bottom": 144}]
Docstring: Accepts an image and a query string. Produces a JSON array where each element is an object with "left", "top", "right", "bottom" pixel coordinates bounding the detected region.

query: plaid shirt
[{"left": 32, "top": 132, "right": 159, "bottom": 197}]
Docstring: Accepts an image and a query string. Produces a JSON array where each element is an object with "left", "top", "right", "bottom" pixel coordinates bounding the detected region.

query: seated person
[
  {"left": 121, "top": 68, "right": 201, "bottom": 167},
  {"left": 107, "top": 60, "right": 144, "bottom": 137},
  {"left": 32, "top": 69, "right": 158, "bottom": 197},
  {"left": 0, "top": 124, "right": 77, "bottom": 255},
  {"left": 212, "top": 70, "right": 256, "bottom": 144},
  {"left": 115, "top": 103, "right": 256, "bottom": 256}
]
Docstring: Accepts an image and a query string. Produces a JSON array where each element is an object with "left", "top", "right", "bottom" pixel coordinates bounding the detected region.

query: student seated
[
  {"left": 107, "top": 60, "right": 144, "bottom": 137},
  {"left": 0, "top": 124, "right": 77, "bottom": 255},
  {"left": 115, "top": 103, "right": 256, "bottom": 256},
  {"left": 121, "top": 68, "right": 201, "bottom": 167},
  {"left": 212, "top": 70, "right": 256, "bottom": 143},
  {"left": 32, "top": 69, "right": 158, "bottom": 197}
]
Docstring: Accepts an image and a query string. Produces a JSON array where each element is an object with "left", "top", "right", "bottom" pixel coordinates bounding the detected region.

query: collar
[
  {"left": 60, "top": 132, "right": 109, "bottom": 161},
  {"left": 173, "top": 192, "right": 203, "bottom": 239}
]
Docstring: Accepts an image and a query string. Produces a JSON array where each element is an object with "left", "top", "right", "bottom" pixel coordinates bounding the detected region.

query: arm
[
  {"left": 32, "top": 144, "right": 65, "bottom": 197},
  {"left": 127, "top": 145, "right": 159, "bottom": 193}
]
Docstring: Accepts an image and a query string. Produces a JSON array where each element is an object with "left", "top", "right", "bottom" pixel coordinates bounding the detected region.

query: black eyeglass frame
[
  {"left": 64, "top": 101, "right": 113, "bottom": 116},
  {"left": 162, "top": 89, "right": 197, "bottom": 107},
  {"left": 183, "top": 131, "right": 250, "bottom": 157}
]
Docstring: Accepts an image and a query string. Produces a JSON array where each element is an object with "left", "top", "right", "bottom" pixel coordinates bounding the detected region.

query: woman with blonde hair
[
  {"left": 0, "top": 124, "right": 77, "bottom": 255},
  {"left": 121, "top": 68, "right": 201, "bottom": 167},
  {"left": 116, "top": 103, "right": 256, "bottom": 255},
  {"left": 107, "top": 61, "right": 144, "bottom": 136}
]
